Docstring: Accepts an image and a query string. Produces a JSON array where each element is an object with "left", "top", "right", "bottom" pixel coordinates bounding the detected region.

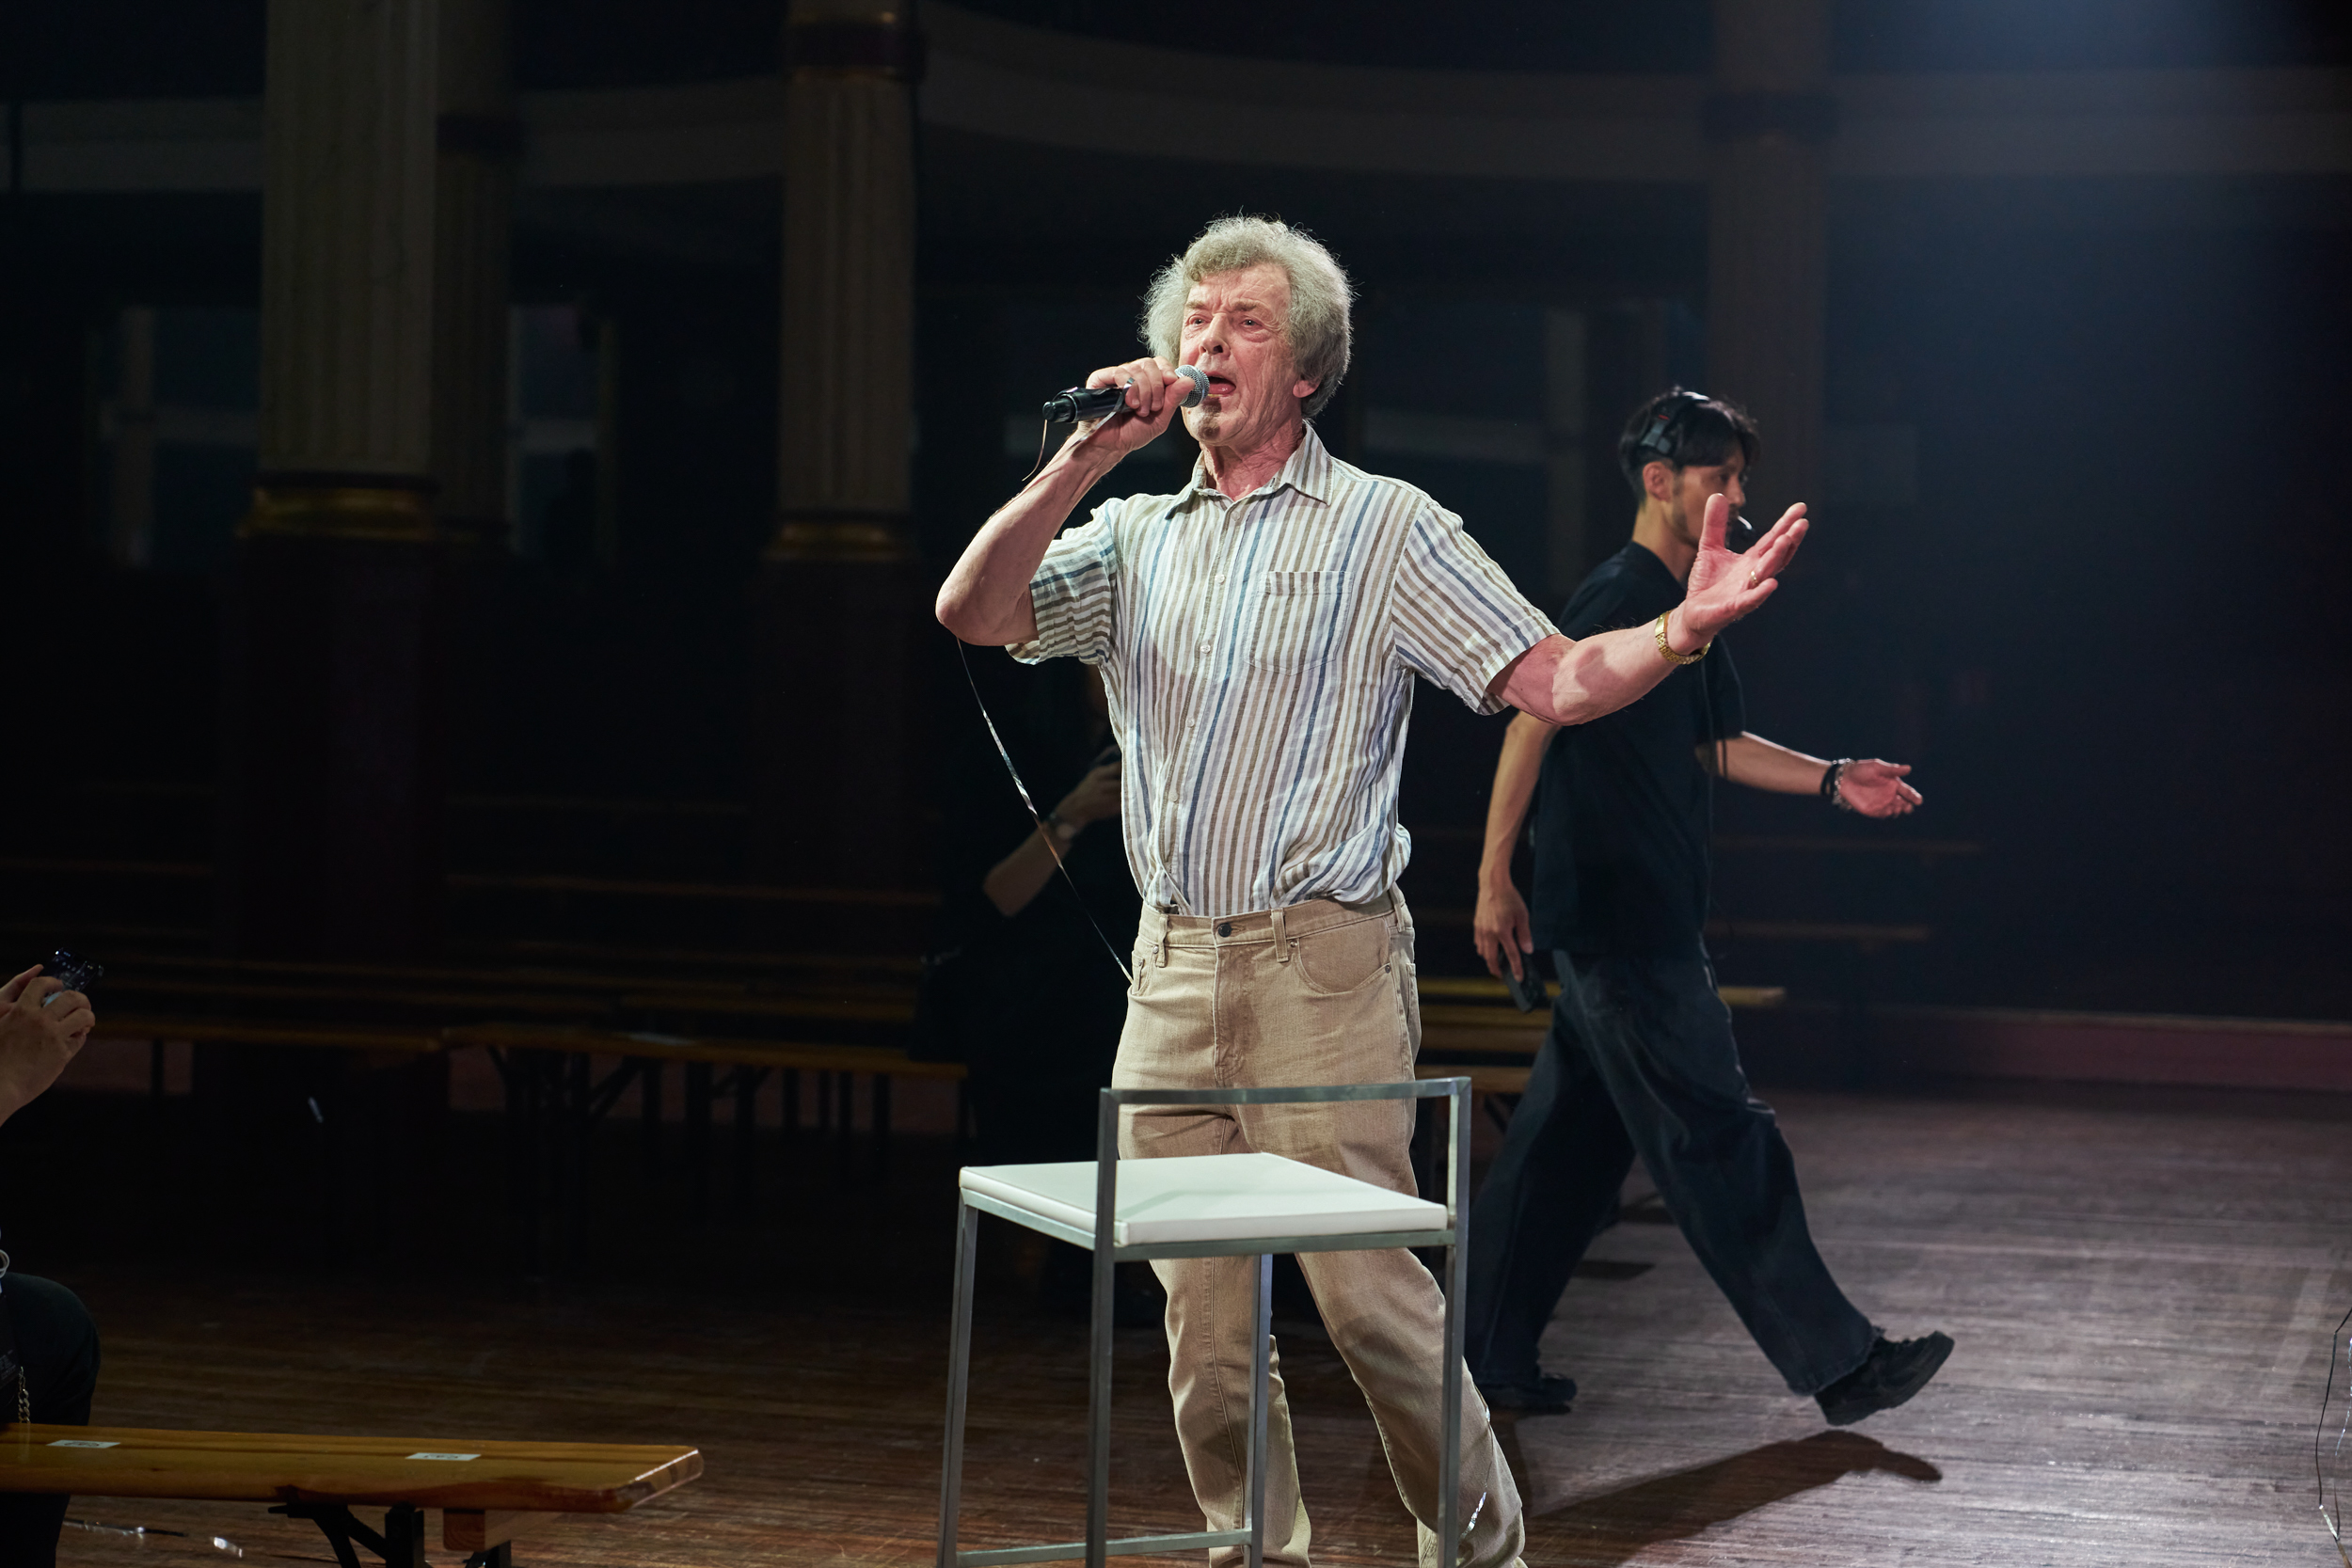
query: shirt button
[{"left": 1215, "top": 575, "right": 1227, "bottom": 585}]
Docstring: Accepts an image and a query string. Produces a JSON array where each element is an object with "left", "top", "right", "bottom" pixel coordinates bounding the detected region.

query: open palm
[{"left": 1682, "top": 494, "right": 1808, "bottom": 644}]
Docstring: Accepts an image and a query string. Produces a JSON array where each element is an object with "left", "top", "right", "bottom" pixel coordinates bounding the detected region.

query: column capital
[
  {"left": 768, "top": 509, "right": 917, "bottom": 564},
  {"left": 242, "top": 475, "right": 437, "bottom": 544},
  {"left": 784, "top": 1, "right": 924, "bottom": 83}
]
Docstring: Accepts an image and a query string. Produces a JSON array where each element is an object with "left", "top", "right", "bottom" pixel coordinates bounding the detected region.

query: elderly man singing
[{"left": 936, "top": 216, "right": 1808, "bottom": 1568}]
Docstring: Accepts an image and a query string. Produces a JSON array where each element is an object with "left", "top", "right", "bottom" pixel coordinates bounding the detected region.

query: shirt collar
[{"left": 1179, "top": 421, "right": 1336, "bottom": 508}]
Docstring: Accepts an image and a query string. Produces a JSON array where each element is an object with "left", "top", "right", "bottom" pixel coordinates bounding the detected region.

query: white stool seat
[
  {"left": 961, "top": 1152, "right": 1445, "bottom": 1249},
  {"left": 937, "top": 1078, "right": 1473, "bottom": 1568}
]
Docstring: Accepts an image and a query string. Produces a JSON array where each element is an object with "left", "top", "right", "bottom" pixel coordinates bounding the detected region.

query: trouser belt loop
[
  {"left": 1270, "top": 905, "right": 1291, "bottom": 962},
  {"left": 1157, "top": 926, "right": 1169, "bottom": 968}
]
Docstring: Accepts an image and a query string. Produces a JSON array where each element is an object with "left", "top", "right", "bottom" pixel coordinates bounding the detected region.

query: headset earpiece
[{"left": 1635, "top": 388, "right": 1712, "bottom": 461}]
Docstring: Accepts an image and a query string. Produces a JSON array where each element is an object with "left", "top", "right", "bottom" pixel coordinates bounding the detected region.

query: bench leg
[
  {"left": 685, "top": 1059, "right": 714, "bottom": 1226},
  {"left": 638, "top": 1056, "right": 662, "bottom": 1180},
  {"left": 733, "top": 1067, "right": 769, "bottom": 1210},
  {"left": 564, "top": 1051, "right": 592, "bottom": 1264},
  {"left": 497, "top": 1050, "right": 552, "bottom": 1276},
  {"left": 273, "top": 1501, "right": 425, "bottom": 1568},
  {"left": 836, "top": 1069, "right": 857, "bottom": 1181}
]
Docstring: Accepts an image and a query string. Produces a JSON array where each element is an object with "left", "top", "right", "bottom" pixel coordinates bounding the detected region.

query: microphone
[{"left": 1043, "top": 364, "right": 1208, "bottom": 426}]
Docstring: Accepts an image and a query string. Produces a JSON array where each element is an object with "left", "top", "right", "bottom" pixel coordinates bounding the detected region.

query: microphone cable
[
  {"left": 960, "top": 388, "right": 1140, "bottom": 985},
  {"left": 944, "top": 365, "right": 1210, "bottom": 990},
  {"left": 955, "top": 640, "right": 1135, "bottom": 987}
]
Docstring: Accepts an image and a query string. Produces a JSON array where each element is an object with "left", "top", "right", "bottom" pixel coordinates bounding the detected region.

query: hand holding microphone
[{"left": 1043, "top": 360, "right": 1208, "bottom": 429}]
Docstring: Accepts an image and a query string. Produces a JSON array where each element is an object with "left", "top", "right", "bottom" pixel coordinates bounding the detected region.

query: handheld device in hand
[
  {"left": 41, "top": 949, "right": 103, "bottom": 1006},
  {"left": 1502, "top": 959, "right": 1547, "bottom": 1014}
]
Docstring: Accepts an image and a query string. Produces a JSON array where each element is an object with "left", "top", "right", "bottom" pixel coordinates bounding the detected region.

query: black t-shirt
[{"left": 1529, "top": 544, "right": 1744, "bottom": 958}]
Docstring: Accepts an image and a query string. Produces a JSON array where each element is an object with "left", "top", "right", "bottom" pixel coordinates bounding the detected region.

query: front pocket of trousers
[
  {"left": 1292, "top": 915, "right": 1392, "bottom": 997},
  {"left": 1248, "top": 571, "right": 1341, "bottom": 673}
]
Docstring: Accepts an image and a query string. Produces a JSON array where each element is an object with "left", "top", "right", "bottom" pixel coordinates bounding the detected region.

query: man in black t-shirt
[{"left": 1461, "top": 390, "right": 1953, "bottom": 1427}]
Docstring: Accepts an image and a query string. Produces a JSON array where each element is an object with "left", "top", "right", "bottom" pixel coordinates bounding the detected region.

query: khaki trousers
[{"left": 1115, "top": 893, "right": 1524, "bottom": 1568}]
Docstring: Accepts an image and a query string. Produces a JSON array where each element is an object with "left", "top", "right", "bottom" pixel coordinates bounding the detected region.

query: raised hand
[
  {"left": 1836, "top": 759, "right": 1922, "bottom": 818},
  {"left": 1678, "top": 493, "right": 1808, "bottom": 646}
]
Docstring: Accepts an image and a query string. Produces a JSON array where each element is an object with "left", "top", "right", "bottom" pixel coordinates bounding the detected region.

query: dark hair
[{"left": 1615, "top": 388, "right": 1760, "bottom": 495}]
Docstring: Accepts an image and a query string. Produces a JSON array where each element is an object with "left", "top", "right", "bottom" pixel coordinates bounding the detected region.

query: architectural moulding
[{"left": 9, "top": 8, "right": 2347, "bottom": 198}]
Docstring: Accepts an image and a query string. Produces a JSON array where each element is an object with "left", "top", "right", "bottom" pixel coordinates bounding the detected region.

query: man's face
[
  {"left": 1178, "top": 262, "right": 1318, "bottom": 453},
  {"left": 1658, "top": 451, "right": 1746, "bottom": 546}
]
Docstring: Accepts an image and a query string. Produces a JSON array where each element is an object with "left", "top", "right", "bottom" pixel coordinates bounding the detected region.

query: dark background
[{"left": 2, "top": 0, "right": 2347, "bottom": 1016}]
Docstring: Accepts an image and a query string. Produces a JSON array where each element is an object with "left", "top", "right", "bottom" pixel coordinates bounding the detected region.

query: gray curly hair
[{"left": 1141, "top": 216, "right": 1354, "bottom": 420}]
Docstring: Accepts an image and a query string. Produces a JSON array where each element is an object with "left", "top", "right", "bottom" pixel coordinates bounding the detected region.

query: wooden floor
[{"left": 38, "top": 1082, "right": 2352, "bottom": 1566}]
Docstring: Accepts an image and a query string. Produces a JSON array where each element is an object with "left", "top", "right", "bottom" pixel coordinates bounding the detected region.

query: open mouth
[{"left": 1205, "top": 375, "right": 1236, "bottom": 398}]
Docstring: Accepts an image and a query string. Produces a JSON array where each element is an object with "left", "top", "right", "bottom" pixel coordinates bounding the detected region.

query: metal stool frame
[{"left": 937, "top": 1077, "right": 1473, "bottom": 1568}]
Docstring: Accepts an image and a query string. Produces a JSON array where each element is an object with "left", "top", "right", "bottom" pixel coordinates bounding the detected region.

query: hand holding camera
[
  {"left": 0, "top": 953, "right": 100, "bottom": 1127},
  {"left": 1050, "top": 748, "right": 1123, "bottom": 839}
]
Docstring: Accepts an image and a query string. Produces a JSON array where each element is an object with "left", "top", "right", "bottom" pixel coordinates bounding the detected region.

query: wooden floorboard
[{"left": 39, "top": 1084, "right": 2352, "bottom": 1565}]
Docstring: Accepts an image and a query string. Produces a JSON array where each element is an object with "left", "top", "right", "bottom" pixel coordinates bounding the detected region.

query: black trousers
[
  {"left": 1464, "top": 949, "right": 1875, "bottom": 1396},
  {"left": 0, "top": 1274, "right": 101, "bottom": 1568}
]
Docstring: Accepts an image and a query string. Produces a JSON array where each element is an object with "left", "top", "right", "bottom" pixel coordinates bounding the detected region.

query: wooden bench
[
  {"left": 1416, "top": 987, "right": 1788, "bottom": 1060},
  {"left": 443, "top": 1024, "right": 964, "bottom": 1152},
  {"left": 98, "top": 954, "right": 920, "bottom": 1048},
  {"left": 111, "top": 948, "right": 918, "bottom": 1006},
  {"left": 0, "top": 1423, "right": 699, "bottom": 1566},
  {"left": 101, "top": 974, "right": 612, "bottom": 1023},
  {"left": 1416, "top": 975, "right": 1788, "bottom": 1008},
  {"left": 440, "top": 1023, "right": 967, "bottom": 1264},
  {"left": 95, "top": 1015, "right": 449, "bottom": 1100}
]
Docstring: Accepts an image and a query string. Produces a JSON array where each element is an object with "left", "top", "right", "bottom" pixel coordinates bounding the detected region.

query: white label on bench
[
  {"left": 49, "top": 1440, "right": 119, "bottom": 1449},
  {"left": 406, "top": 1452, "right": 481, "bottom": 1462}
]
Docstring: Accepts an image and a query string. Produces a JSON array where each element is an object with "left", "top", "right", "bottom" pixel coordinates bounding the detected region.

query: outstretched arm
[
  {"left": 934, "top": 357, "right": 1189, "bottom": 645},
  {"left": 1472, "top": 712, "right": 1561, "bottom": 980},
  {"left": 1706, "top": 733, "right": 1921, "bottom": 818},
  {"left": 1491, "top": 493, "right": 1808, "bottom": 725}
]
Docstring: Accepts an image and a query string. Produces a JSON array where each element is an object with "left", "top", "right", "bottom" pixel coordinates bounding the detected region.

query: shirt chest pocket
[{"left": 1248, "top": 571, "right": 1343, "bottom": 673}]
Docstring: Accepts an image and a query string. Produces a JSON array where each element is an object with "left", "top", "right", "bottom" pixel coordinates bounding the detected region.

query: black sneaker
[
  {"left": 1815, "top": 1332, "right": 1954, "bottom": 1426},
  {"left": 1474, "top": 1372, "right": 1577, "bottom": 1414}
]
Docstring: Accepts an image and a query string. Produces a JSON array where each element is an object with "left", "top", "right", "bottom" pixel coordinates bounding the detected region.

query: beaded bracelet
[{"left": 1820, "top": 758, "right": 1856, "bottom": 812}]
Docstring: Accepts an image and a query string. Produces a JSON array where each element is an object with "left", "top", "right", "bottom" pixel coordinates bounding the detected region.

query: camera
[{"left": 40, "top": 949, "right": 103, "bottom": 1006}]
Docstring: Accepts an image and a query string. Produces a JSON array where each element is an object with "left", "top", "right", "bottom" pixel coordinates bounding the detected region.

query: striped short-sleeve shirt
[{"left": 1011, "top": 424, "right": 1558, "bottom": 918}]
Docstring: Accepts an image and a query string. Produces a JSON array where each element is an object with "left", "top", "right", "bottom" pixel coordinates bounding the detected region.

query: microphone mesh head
[{"left": 1176, "top": 364, "right": 1208, "bottom": 409}]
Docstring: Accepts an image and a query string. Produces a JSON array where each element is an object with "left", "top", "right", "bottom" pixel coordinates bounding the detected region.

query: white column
[
  {"left": 247, "top": 0, "right": 438, "bottom": 537},
  {"left": 771, "top": 0, "right": 918, "bottom": 562},
  {"left": 431, "top": 0, "right": 516, "bottom": 547},
  {"left": 753, "top": 0, "right": 925, "bottom": 896},
  {"left": 1707, "top": 0, "right": 1834, "bottom": 515}
]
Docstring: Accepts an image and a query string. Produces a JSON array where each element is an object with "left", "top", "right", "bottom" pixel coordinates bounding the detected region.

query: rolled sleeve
[
  {"left": 1391, "top": 503, "right": 1558, "bottom": 713},
  {"left": 1009, "top": 514, "right": 1119, "bottom": 665}
]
